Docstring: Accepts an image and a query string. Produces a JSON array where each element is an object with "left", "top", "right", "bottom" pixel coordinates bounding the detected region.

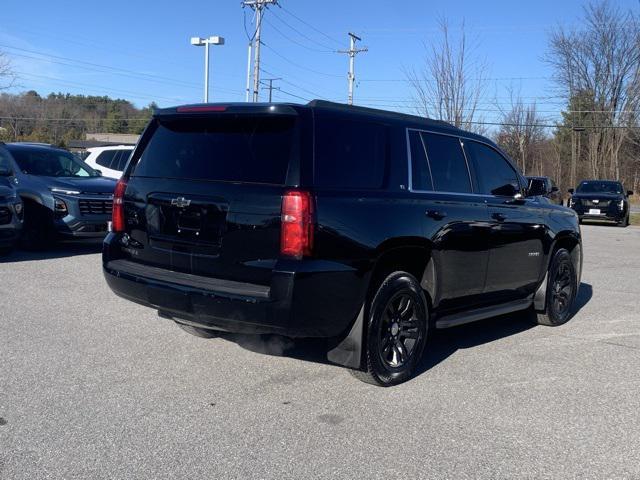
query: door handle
[
  {"left": 492, "top": 212, "right": 507, "bottom": 222},
  {"left": 426, "top": 210, "right": 447, "bottom": 220}
]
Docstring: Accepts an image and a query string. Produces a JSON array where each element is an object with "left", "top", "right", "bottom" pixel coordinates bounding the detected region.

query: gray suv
[{"left": 3, "top": 143, "right": 117, "bottom": 249}]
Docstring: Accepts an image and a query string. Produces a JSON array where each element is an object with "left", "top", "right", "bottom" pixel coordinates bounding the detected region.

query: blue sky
[{"left": 1, "top": 0, "right": 638, "bottom": 124}]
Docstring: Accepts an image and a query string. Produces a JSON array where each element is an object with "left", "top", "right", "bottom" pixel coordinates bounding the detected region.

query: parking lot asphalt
[{"left": 1, "top": 225, "right": 640, "bottom": 479}]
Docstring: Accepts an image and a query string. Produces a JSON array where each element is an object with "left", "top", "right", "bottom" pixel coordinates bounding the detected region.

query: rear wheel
[
  {"left": 350, "top": 271, "right": 428, "bottom": 387},
  {"left": 176, "top": 322, "right": 218, "bottom": 339},
  {"left": 536, "top": 248, "right": 577, "bottom": 326}
]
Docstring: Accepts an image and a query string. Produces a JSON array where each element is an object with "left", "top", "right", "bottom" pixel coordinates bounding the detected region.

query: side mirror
[
  {"left": 568, "top": 188, "right": 575, "bottom": 194},
  {"left": 94, "top": 169, "right": 103, "bottom": 176},
  {"left": 0, "top": 166, "right": 13, "bottom": 176},
  {"left": 551, "top": 186, "right": 559, "bottom": 193},
  {"left": 627, "top": 190, "right": 634, "bottom": 196}
]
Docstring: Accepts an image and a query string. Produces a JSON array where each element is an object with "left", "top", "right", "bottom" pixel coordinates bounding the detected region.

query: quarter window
[
  {"left": 421, "top": 132, "right": 472, "bottom": 194},
  {"left": 464, "top": 141, "right": 520, "bottom": 196},
  {"left": 314, "top": 115, "right": 387, "bottom": 189}
]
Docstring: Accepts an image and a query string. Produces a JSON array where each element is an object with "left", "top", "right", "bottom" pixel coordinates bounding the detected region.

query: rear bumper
[{"left": 103, "top": 238, "right": 365, "bottom": 338}]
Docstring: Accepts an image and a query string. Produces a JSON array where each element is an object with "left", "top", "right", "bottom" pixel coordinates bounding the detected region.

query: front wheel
[
  {"left": 350, "top": 271, "right": 428, "bottom": 387},
  {"left": 536, "top": 248, "right": 577, "bottom": 326}
]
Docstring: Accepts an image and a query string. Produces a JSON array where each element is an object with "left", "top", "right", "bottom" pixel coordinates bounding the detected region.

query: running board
[{"left": 435, "top": 298, "right": 532, "bottom": 329}]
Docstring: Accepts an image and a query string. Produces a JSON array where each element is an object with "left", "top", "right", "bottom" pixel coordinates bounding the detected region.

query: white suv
[{"left": 83, "top": 145, "right": 134, "bottom": 179}]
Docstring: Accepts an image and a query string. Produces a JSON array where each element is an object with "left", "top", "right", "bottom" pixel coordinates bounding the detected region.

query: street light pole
[
  {"left": 191, "top": 36, "right": 225, "bottom": 103},
  {"left": 204, "top": 41, "right": 210, "bottom": 103}
]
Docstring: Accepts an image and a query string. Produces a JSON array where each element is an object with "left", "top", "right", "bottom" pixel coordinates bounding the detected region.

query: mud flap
[
  {"left": 326, "top": 304, "right": 365, "bottom": 369},
  {"left": 533, "top": 272, "right": 548, "bottom": 311}
]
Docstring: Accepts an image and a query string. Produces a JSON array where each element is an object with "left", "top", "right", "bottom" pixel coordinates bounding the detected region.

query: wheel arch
[{"left": 369, "top": 237, "right": 435, "bottom": 304}]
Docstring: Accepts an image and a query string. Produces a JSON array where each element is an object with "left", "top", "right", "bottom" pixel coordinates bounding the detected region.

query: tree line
[
  {"left": 0, "top": 90, "right": 155, "bottom": 146},
  {"left": 408, "top": 1, "right": 640, "bottom": 196}
]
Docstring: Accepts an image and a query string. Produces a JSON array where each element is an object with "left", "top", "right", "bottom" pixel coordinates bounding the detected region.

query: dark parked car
[
  {"left": 527, "top": 176, "right": 561, "bottom": 205},
  {"left": 0, "top": 144, "right": 23, "bottom": 255},
  {"left": 103, "top": 101, "right": 582, "bottom": 386},
  {"left": 3, "top": 143, "right": 117, "bottom": 249},
  {"left": 568, "top": 180, "right": 633, "bottom": 226}
]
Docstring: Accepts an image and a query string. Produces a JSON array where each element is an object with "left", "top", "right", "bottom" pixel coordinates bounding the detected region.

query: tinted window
[
  {"left": 314, "top": 116, "right": 387, "bottom": 189},
  {"left": 421, "top": 133, "right": 471, "bottom": 193},
  {"left": 8, "top": 147, "right": 96, "bottom": 177},
  {"left": 132, "top": 117, "right": 295, "bottom": 184},
  {"left": 576, "top": 181, "right": 623, "bottom": 194},
  {"left": 116, "top": 150, "right": 132, "bottom": 171},
  {"left": 96, "top": 150, "right": 117, "bottom": 169},
  {"left": 465, "top": 141, "right": 520, "bottom": 196},
  {"left": 409, "top": 130, "right": 433, "bottom": 190}
]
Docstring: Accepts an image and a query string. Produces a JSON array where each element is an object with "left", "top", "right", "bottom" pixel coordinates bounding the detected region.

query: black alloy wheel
[
  {"left": 536, "top": 248, "right": 577, "bottom": 326},
  {"left": 378, "top": 292, "right": 422, "bottom": 369},
  {"left": 351, "top": 271, "right": 428, "bottom": 386}
]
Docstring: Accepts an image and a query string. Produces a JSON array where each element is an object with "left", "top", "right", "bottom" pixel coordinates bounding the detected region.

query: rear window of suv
[{"left": 131, "top": 116, "right": 295, "bottom": 185}]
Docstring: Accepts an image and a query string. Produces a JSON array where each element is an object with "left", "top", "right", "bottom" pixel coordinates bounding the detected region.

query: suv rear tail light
[
  {"left": 280, "top": 190, "right": 314, "bottom": 259},
  {"left": 112, "top": 178, "right": 128, "bottom": 232}
]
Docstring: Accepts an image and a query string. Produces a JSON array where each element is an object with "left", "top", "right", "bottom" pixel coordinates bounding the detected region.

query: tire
[
  {"left": 619, "top": 215, "right": 629, "bottom": 227},
  {"left": 536, "top": 248, "right": 577, "bottom": 326},
  {"left": 20, "top": 202, "right": 54, "bottom": 251},
  {"left": 350, "top": 271, "right": 428, "bottom": 387},
  {"left": 176, "top": 322, "right": 218, "bottom": 338}
]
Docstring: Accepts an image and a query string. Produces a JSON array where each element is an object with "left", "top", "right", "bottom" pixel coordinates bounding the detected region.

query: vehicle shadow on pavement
[
  {"left": 0, "top": 239, "right": 103, "bottom": 264},
  {"left": 214, "top": 282, "right": 594, "bottom": 377},
  {"left": 414, "top": 282, "right": 593, "bottom": 377}
]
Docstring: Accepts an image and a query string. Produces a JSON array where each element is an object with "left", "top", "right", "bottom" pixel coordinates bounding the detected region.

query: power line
[
  {"left": 268, "top": 10, "right": 335, "bottom": 52},
  {"left": 262, "top": 43, "right": 342, "bottom": 77},
  {"left": 278, "top": 5, "right": 343, "bottom": 47},
  {"left": 264, "top": 17, "right": 333, "bottom": 53}
]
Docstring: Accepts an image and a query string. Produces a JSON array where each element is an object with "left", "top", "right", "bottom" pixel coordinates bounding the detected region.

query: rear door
[
  {"left": 409, "top": 129, "right": 491, "bottom": 312},
  {"left": 464, "top": 140, "right": 546, "bottom": 300},
  {"left": 121, "top": 110, "right": 302, "bottom": 286}
]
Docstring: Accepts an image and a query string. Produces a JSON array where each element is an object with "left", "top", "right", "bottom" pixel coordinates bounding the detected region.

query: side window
[
  {"left": 111, "top": 150, "right": 124, "bottom": 171},
  {"left": 464, "top": 141, "right": 520, "bottom": 196},
  {"left": 421, "top": 132, "right": 472, "bottom": 193},
  {"left": 95, "top": 150, "right": 117, "bottom": 169},
  {"left": 408, "top": 130, "right": 433, "bottom": 190},
  {"left": 314, "top": 115, "right": 387, "bottom": 189}
]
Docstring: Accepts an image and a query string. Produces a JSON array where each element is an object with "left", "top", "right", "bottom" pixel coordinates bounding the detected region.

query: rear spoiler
[{"left": 154, "top": 103, "right": 300, "bottom": 118}]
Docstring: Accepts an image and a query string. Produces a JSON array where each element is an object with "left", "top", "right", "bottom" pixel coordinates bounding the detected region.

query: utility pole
[
  {"left": 261, "top": 78, "right": 281, "bottom": 102},
  {"left": 242, "top": 0, "right": 277, "bottom": 102},
  {"left": 337, "top": 32, "right": 367, "bottom": 105}
]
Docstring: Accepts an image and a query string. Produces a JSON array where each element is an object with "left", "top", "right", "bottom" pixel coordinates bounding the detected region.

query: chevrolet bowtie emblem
[
  {"left": 592, "top": 199, "right": 599, "bottom": 204},
  {"left": 171, "top": 197, "right": 191, "bottom": 208}
]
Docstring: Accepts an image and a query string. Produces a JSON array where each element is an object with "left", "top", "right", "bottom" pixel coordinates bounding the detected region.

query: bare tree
[
  {"left": 547, "top": 1, "right": 640, "bottom": 182},
  {"left": 495, "top": 88, "right": 548, "bottom": 175},
  {"left": 406, "top": 18, "right": 487, "bottom": 133},
  {"left": 0, "top": 50, "right": 16, "bottom": 90}
]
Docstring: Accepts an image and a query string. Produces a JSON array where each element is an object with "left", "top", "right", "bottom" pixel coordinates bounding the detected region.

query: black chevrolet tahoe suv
[
  {"left": 568, "top": 180, "right": 633, "bottom": 226},
  {"left": 103, "top": 101, "right": 582, "bottom": 386}
]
